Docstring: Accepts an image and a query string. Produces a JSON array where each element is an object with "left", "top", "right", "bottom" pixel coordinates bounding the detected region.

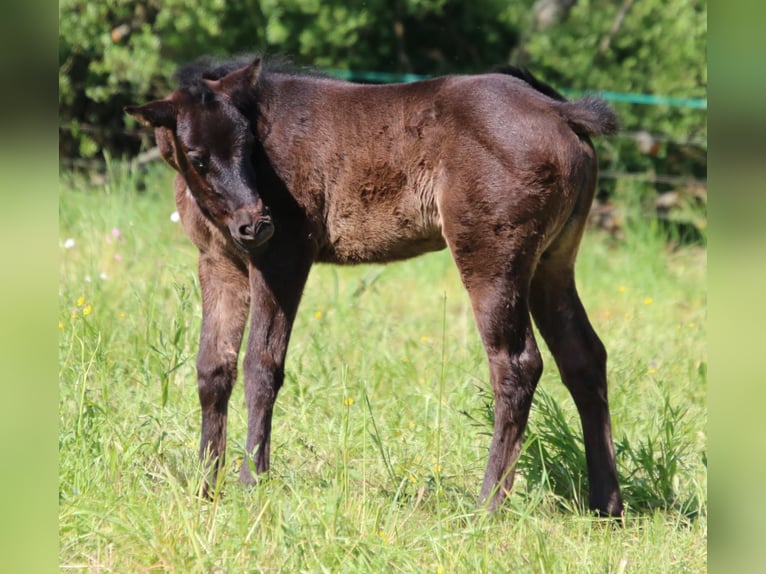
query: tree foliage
[
  {"left": 59, "top": 0, "right": 706, "bottom": 187},
  {"left": 514, "top": 0, "right": 707, "bottom": 201}
]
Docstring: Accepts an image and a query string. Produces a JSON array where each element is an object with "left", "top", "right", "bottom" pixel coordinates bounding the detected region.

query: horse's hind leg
[
  {"left": 442, "top": 209, "right": 546, "bottom": 510},
  {"left": 474, "top": 279, "right": 543, "bottom": 510},
  {"left": 529, "top": 231, "right": 624, "bottom": 516},
  {"left": 196, "top": 251, "right": 250, "bottom": 496}
]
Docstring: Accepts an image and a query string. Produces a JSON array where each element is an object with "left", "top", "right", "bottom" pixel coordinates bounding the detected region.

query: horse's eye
[{"left": 188, "top": 155, "right": 208, "bottom": 174}]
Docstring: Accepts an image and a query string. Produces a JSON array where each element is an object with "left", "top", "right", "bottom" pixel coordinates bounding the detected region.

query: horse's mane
[{"left": 173, "top": 53, "right": 324, "bottom": 103}]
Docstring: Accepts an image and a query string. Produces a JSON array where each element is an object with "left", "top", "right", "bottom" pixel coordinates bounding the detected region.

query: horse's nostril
[
  {"left": 230, "top": 211, "right": 272, "bottom": 250},
  {"left": 238, "top": 223, "right": 255, "bottom": 239}
]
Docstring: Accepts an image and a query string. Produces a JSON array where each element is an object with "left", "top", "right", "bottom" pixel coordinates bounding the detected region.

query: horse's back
[{"left": 264, "top": 73, "right": 599, "bottom": 265}]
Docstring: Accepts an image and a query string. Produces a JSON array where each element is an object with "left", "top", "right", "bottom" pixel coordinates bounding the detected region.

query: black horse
[{"left": 126, "top": 56, "right": 623, "bottom": 515}]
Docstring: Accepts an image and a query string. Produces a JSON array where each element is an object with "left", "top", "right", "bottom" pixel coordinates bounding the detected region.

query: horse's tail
[
  {"left": 557, "top": 95, "right": 619, "bottom": 136},
  {"left": 492, "top": 65, "right": 619, "bottom": 137}
]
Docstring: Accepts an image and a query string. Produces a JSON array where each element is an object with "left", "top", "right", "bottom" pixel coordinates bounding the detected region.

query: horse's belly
[{"left": 320, "top": 197, "right": 445, "bottom": 264}]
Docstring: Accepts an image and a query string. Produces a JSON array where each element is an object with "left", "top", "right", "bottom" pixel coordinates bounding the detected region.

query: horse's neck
[{"left": 251, "top": 75, "right": 333, "bottom": 198}]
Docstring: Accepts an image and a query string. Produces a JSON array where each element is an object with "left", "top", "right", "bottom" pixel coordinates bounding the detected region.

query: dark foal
[{"left": 126, "top": 56, "right": 623, "bottom": 516}]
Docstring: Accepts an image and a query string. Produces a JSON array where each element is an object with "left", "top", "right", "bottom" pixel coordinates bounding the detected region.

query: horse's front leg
[
  {"left": 239, "top": 242, "right": 312, "bottom": 484},
  {"left": 195, "top": 251, "right": 250, "bottom": 494}
]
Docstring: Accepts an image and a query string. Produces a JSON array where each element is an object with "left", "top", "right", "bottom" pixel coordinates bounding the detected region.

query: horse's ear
[
  {"left": 246, "top": 57, "right": 262, "bottom": 88},
  {"left": 125, "top": 100, "right": 177, "bottom": 129},
  {"left": 211, "top": 57, "right": 263, "bottom": 98}
]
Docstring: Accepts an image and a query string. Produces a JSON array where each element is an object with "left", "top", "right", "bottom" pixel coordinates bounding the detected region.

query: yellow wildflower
[
  {"left": 82, "top": 304, "right": 93, "bottom": 316},
  {"left": 76, "top": 296, "right": 85, "bottom": 307},
  {"left": 644, "top": 297, "right": 653, "bottom": 305},
  {"left": 314, "top": 310, "right": 323, "bottom": 319},
  {"left": 343, "top": 396, "right": 355, "bottom": 407},
  {"left": 377, "top": 530, "right": 393, "bottom": 544}
]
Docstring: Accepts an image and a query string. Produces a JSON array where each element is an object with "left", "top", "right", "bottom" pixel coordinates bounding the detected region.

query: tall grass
[{"left": 59, "top": 163, "right": 706, "bottom": 572}]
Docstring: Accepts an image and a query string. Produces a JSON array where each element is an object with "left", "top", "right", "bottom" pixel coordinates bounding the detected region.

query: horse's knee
[
  {"left": 521, "top": 343, "right": 544, "bottom": 386},
  {"left": 492, "top": 340, "right": 544, "bottom": 413},
  {"left": 560, "top": 335, "right": 609, "bottom": 402},
  {"left": 242, "top": 351, "right": 284, "bottom": 406},
  {"left": 586, "top": 333, "right": 607, "bottom": 369},
  {"left": 197, "top": 354, "right": 237, "bottom": 409}
]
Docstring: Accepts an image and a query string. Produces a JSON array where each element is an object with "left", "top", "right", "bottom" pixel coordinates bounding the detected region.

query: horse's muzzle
[{"left": 229, "top": 208, "right": 275, "bottom": 252}]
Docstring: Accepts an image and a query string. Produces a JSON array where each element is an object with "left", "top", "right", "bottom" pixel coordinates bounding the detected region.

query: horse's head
[{"left": 126, "top": 58, "right": 273, "bottom": 254}]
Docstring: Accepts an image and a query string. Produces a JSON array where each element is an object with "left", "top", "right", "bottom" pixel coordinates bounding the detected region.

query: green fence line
[
  {"left": 568, "top": 89, "right": 707, "bottom": 110},
  {"left": 327, "top": 68, "right": 431, "bottom": 84},
  {"left": 325, "top": 68, "right": 707, "bottom": 110}
]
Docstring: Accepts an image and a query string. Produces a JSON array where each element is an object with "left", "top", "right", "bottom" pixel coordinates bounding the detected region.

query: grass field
[{"left": 59, "top": 162, "right": 706, "bottom": 572}]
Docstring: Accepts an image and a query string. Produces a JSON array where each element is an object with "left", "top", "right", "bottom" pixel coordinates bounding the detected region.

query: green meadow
[{"left": 59, "top": 162, "right": 706, "bottom": 572}]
